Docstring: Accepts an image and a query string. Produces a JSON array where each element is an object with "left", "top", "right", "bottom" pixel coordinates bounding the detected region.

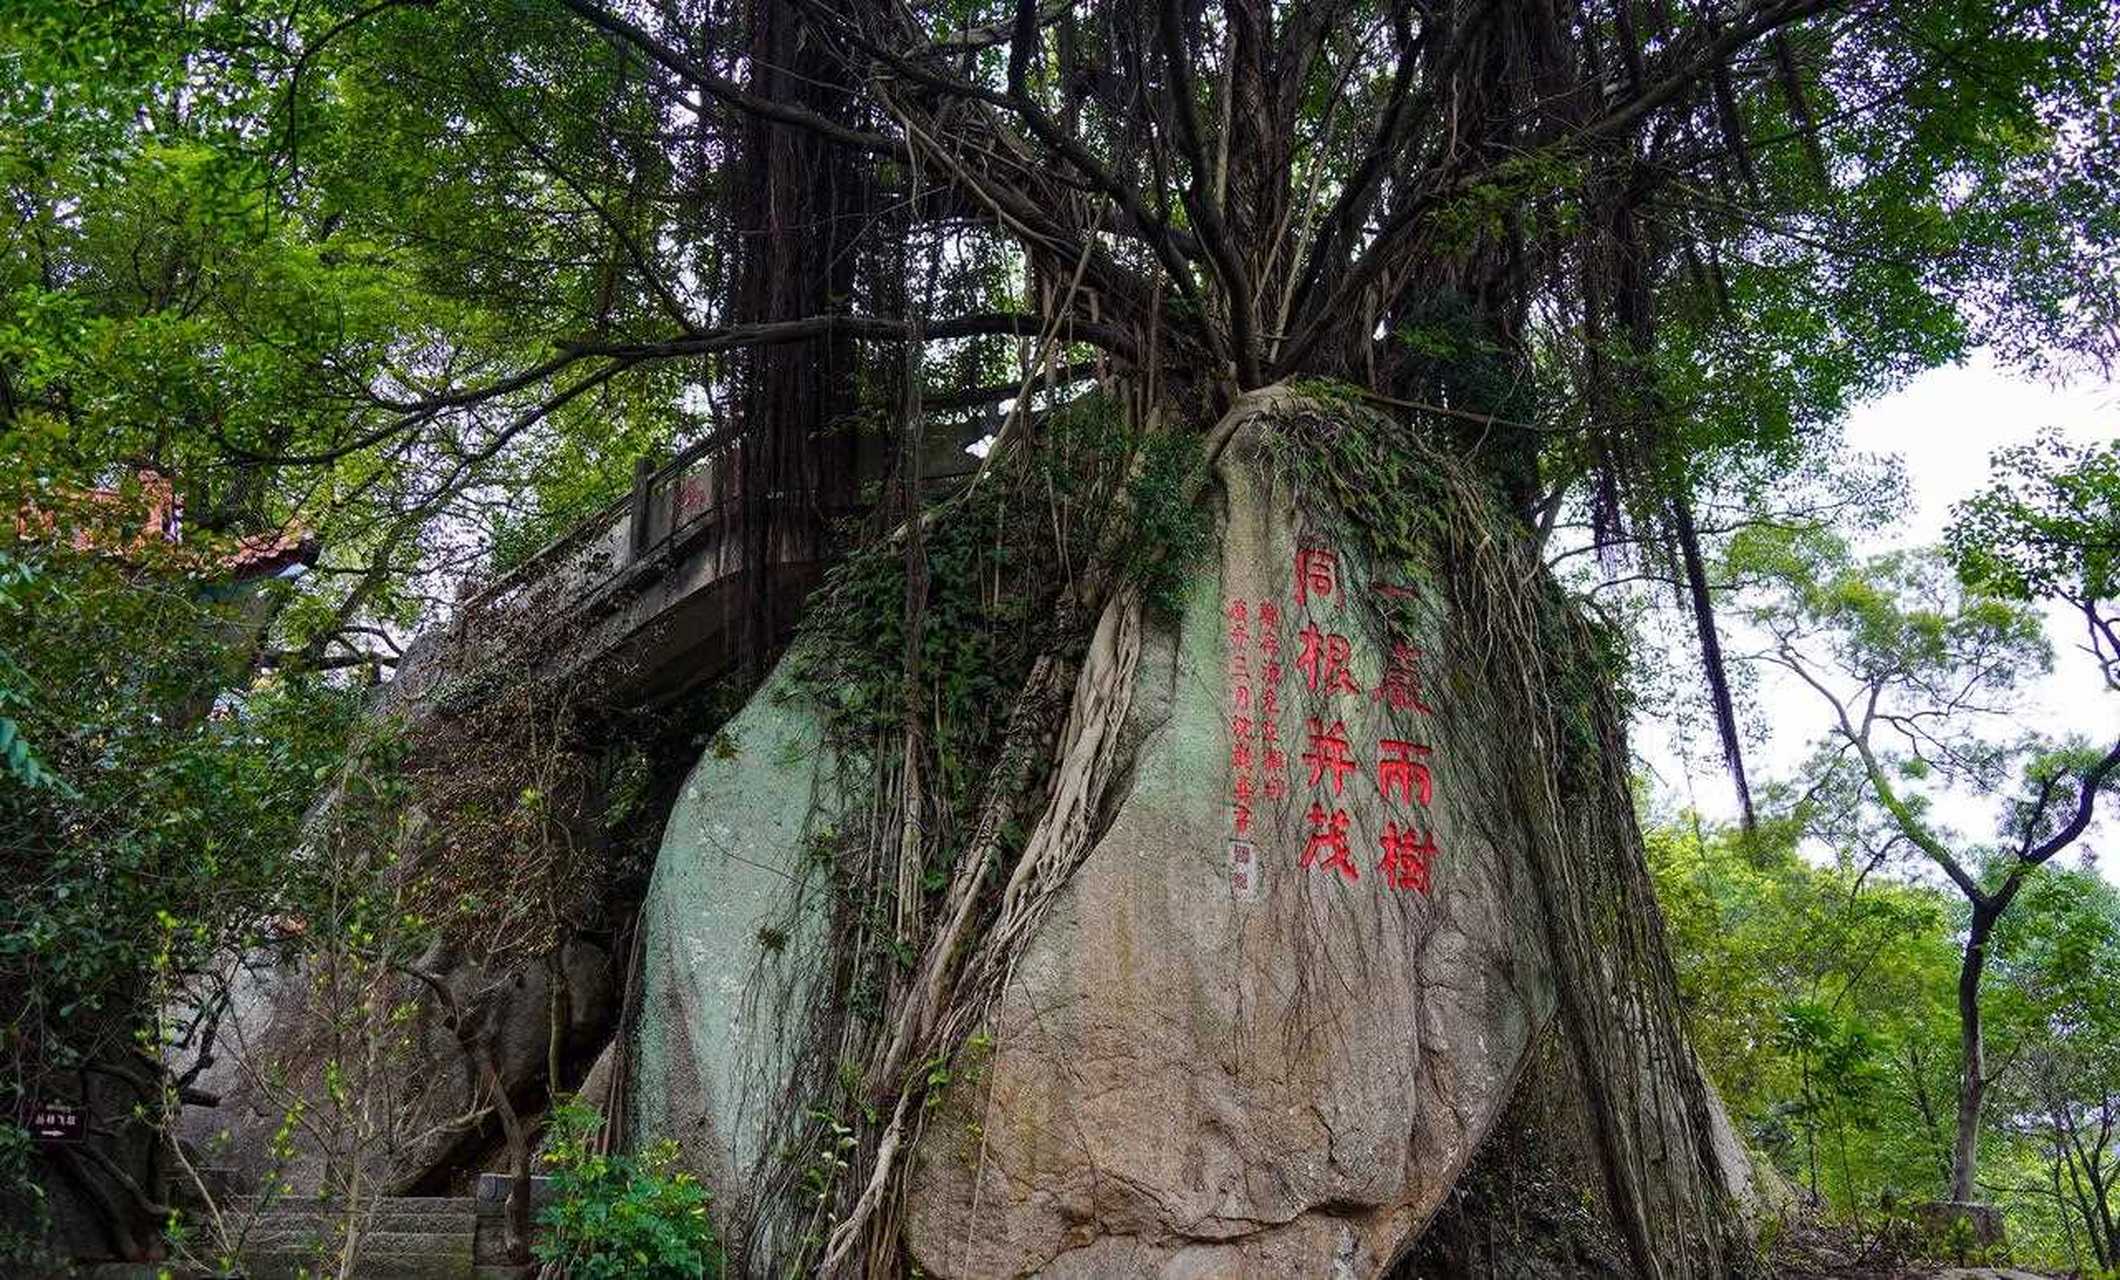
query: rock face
[
  {"left": 896, "top": 409, "right": 1549, "bottom": 1276},
  {"left": 626, "top": 668, "right": 850, "bottom": 1249},
  {"left": 182, "top": 937, "right": 612, "bottom": 1195},
  {"left": 629, "top": 388, "right": 1763, "bottom": 1277},
  {"left": 177, "top": 576, "right": 651, "bottom": 1196}
]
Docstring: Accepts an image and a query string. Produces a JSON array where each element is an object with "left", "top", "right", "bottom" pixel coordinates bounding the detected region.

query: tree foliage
[
  {"left": 534, "top": 1099, "right": 720, "bottom": 1280},
  {"left": 1653, "top": 815, "right": 2120, "bottom": 1264},
  {"left": 0, "top": 540, "right": 358, "bottom": 1256},
  {"left": 1730, "top": 524, "right": 2119, "bottom": 1211},
  {"left": 6, "top": 0, "right": 2120, "bottom": 1270}
]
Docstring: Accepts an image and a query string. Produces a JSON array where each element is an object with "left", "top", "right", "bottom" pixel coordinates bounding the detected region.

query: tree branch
[
  {"left": 555, "top": 0, "right": 900, "bottom": 155},
  {"left": 1779, "top": 643, "right": 1988, "bottom": 903},
  {"left": 1156, "top": 0, "right": 1260, "bottom": 385},
  {"left": 556, "top": 310, "right": 1138, "bottom": 363}
]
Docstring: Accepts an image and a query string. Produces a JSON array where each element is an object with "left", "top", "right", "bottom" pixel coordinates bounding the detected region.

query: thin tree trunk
[
  {"left": 2090, "top": 1155, "right": 2119, "bottom": 1261},
  {"left": 1801, "top": 1055, "right": 1820, "bottom": 1201},
  {"left": 2051, "top": 1142, "right": 2087, "bottom": 1273},
  {"left": 2069, "top": 1110, "right": 2120, "bottom": 1271},
  {"left": 1670, "top": 494, "right": 1755, "bottom": 832},
  {"left": 1904, "top": 1039, "right": 1953, "bottom": 1186},
  {"left": 1837, "top": 1110, "right": 1863, "bottom": 1234},
  {"left": 2094, "top": 1100, "right": 2120, "bottom": 1261},
  {"left": 546, "top": 947, "right": 568, "bottom": 1102},
  {"left": 1949, "top": 910, "right": 1994, "bottom": 1202},
  {"left": 477, "top": 1040, "right": 532, "bottom": 1263}
]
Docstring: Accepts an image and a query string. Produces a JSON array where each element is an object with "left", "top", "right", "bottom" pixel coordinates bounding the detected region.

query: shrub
[{"left": 533, "top": 1102, "right": 718, "bottom": 1279}]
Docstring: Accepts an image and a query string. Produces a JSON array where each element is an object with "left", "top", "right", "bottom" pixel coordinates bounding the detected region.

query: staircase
[{"left": 219, "top": 1195, "right": 526, "bottom": 1279}]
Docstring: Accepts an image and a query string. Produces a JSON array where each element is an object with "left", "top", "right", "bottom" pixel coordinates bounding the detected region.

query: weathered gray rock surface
[
  {"left": 630, "top": 391, "right": 1763, "bottom": 1276},
  {"left": 181, "top": 937, "right": 610, "bottom": 1195},
  {"left": 626, "top": 664, "right": 852, "bottom": 1247},
  {"left": 897, "top": 408, "right": 1547, "bottom": 1276},
  {"left": 176, "top": 585, "right": 639, "bottom": 1196}
]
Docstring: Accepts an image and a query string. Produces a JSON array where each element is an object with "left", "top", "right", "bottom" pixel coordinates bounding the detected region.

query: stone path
[{"left": 219, "top": 1195, "right": 524, "bottom": 1279}]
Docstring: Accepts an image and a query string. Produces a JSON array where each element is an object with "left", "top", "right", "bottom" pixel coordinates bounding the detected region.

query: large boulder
[
  {"left": 182, "top": 936, "right": 612, "bottom": 1195},
  {"left": 897, "top": 404, "right": 1547, "bottom": 1275},
  {"left": 629, "top": 388, "right": 1763, "bottom": 1277},
  {"left": 626, "top": 667, "right": 848, "bottom": 1248}
]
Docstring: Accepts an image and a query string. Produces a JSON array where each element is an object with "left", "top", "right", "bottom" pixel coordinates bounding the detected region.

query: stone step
[
  {"left": 238, "top": 1228, "right": 475, "bottom": 1255},
  {"left": 223, "top": 1197, "right": 476, "bottom": 1231},
  {"left": 236, "top": 1214, "right": 475, "bottom": 1232},
  {"left": 228, "top": 1194, "right": 482, "bottom": 1215},
  {"left": 231, "top": 1209, "right": 477, "bottom": 1236},
  {"left": 233, "top": 1255, "right": 481, "bottom": 1280},
  {"left": 215, "top": 1193, "right": 527, "bottom": 1280},
  {"left": 234, "top": 1241, "right": 480, "bottom": 1279}
]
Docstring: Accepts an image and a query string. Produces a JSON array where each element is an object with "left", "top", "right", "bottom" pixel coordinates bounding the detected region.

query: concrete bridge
[
  {"left": 464, "top": 426, "right": 839, "bottom": 707},
  {"left": 387, "top": 406, "right": 998, "bottom": 714}
]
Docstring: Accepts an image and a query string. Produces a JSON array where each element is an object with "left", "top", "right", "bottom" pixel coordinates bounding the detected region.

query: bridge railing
[
  {"left": 459, "top": 395, "right": 1001, "bottom": 624},
  {"left": 463, "top": 424, "right": 743, "bottom": 618}
]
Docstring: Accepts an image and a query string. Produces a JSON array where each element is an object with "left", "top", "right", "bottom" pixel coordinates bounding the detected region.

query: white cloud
[{"left": 1641, "top": 352, "right": 2118, "bottom": 873}]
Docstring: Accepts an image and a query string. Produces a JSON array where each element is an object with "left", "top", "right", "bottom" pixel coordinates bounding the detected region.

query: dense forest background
[{"left": 2, "top": 0, "right": 2118, "bottom": 1274}]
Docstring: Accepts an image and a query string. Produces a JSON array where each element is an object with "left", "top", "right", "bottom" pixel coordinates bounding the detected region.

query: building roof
[{"left": 15, "top": 470, "right": 318, "bottom": 582}]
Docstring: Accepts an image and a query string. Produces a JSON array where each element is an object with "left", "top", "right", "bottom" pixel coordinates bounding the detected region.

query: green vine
[
  {"left": 1274, "top": 381, "right": 1622, "bottom": 800},
  {"left": 1264, "top": 386, "right": 1747, "bottom": 1272}
]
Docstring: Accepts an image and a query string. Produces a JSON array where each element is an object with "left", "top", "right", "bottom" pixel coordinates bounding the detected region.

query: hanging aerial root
[
  {"left": 815, "top": 586, "right": 1146, "bottom": 1278},
  {"left": 1272, "top": 386, "right": 1750, "bottom": 1279},
  {"left": 802, "top": 388, "right": 1271, "bottom": 1277}
]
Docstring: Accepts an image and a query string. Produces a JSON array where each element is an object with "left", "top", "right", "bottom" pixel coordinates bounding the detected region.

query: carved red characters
[
  {"left": 1375, "top": 642, "right": 1435, "bottom": 714},
  {"left": 1297, "top": 622, "right": 1361, "bottom": 696},
  {"left": 1226, "top": 599, "right": 1256, "bottom": 841},
  {"left": 1376, "top": 739, "right": 1434, "bottom": 808},
  {"left": 1301, "top": 718, "right": 1357, "bottom": 795},
  {"left": 1267, "top": 538, "right": 1450, "bottom": 896},
  {"left": 1302, "top": 802, "right": 1359, "bottom": 882},
  {"left": 1377, "top": 820, "right": 1438, "bottom": 893},
  {"left": 1263, "top": 747, "right": 1289, "bottom": 800},
  {"left": 1295, "top": 546, "right": 1338, "bottom": 608},
  {"left": 1227, "top": 596, "right": 1294, "bottom": 858}
]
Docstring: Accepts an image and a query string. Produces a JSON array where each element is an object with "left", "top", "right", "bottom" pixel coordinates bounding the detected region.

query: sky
[{"left": 1637, "top": 351, "right": 2118, "bottom": 869}]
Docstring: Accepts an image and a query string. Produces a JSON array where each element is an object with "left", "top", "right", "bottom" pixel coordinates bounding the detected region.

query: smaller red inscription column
[
  {"left": 1225, "top": 598, "right": 1264, "bottom": 902},
  {"left": 1226, "top": 600, "right": 1255, "bottom": 838}
]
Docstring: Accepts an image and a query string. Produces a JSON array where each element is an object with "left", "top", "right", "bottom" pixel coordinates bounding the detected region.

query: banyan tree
[{"left": 120, "top": 0, "right": 2120, "bottom": 1275}]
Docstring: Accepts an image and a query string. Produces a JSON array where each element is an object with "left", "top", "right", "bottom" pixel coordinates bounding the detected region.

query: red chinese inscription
[
  {"left": 1263, "top": 749, "right": 1289, "bottom": 800},
  {"left": 1295, "top": 546, "right": 1339, "bottom": 608},
  {"left": 1297, "top": 622, "right": 1361, "bottom": 696},
  {"left": 1377, "top": 820, "right": 1438, "bottom": 893},
  {"left": 1301, "top": 718, "right": 1357, "bottom": 795},
  {"left": 1375, "top": 643, "right": 1435, "bottom": 713},
  {"left": 1225, "top": 596, "right": 1288, "bottom": 850},
  {"left": 1376, "top": 739, "right": 1434, "bottom": 808},
  {"left": 1302, "top": 802, "right": 1359, "bottom": 882}
]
